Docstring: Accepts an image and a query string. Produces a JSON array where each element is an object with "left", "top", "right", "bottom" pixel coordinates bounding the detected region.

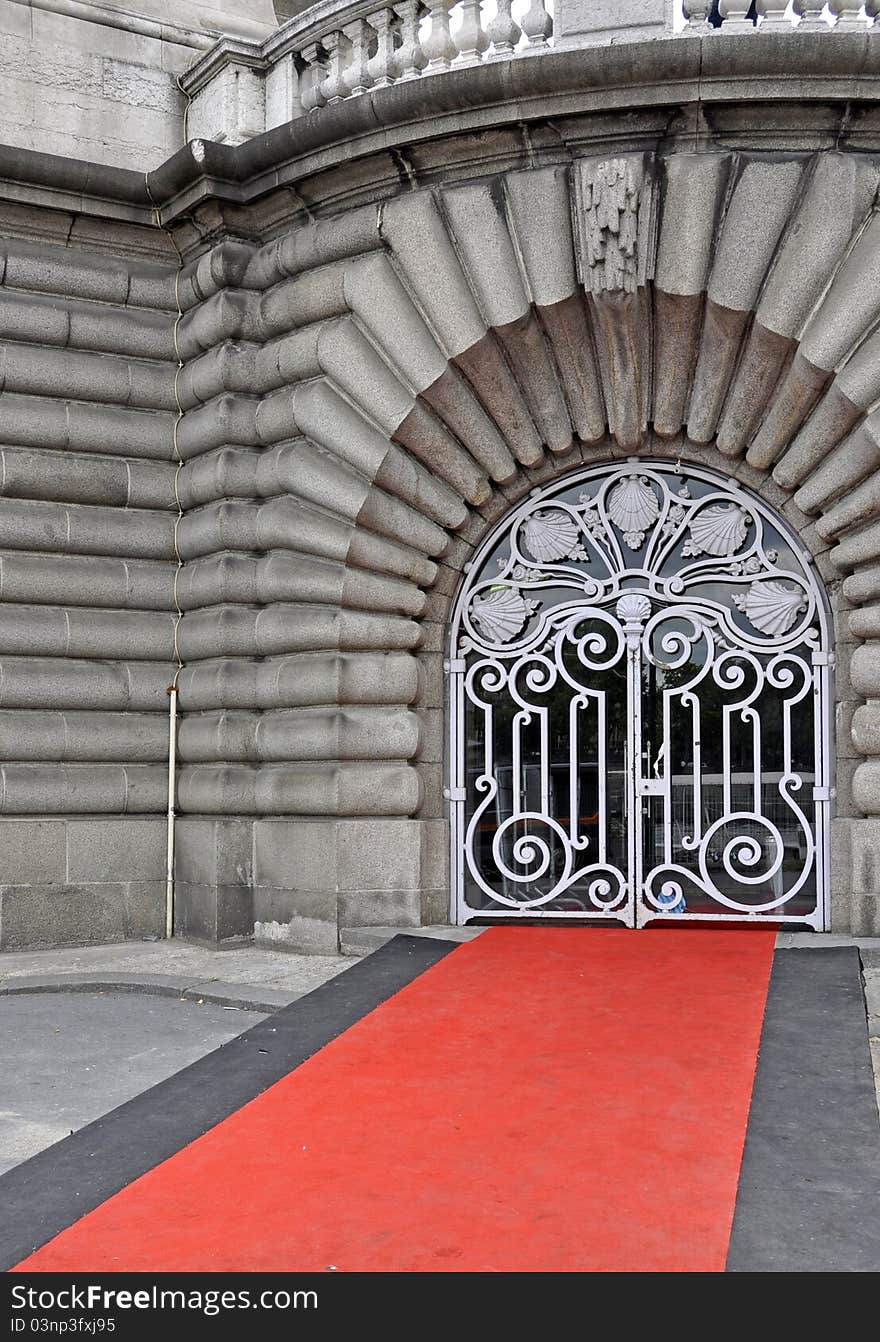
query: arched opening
[{"left": 449, "top": 459, "right": 833, "bottom": 929}]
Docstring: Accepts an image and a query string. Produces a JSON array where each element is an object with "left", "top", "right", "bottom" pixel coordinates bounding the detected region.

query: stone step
[{"left": 339, "top": 925, "right": 484, "bottom": 958}]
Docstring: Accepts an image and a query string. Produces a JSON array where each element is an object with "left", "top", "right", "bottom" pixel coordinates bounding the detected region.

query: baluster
[
  {"left": 394, "top": 0, "right": 428, "bottom": 80},
  {"left": 299, "top": 43, "right": 327, "bottom": 112},
  {"left": 682, "top": 1, "right": 714, "bottom": 31},
  {"left": 756, "top": 0, "right": 793, "bottom": 28},
  {"left": 367, "top": 7, "right": 399, "bottom": 87},
  {"left": 520, "top": 0, "right": 553, "bottom": 47},
  {"left": 486, "top": 0, "right": 521, "bottom": 57},
  {"left": 343, "top": 18, "right": 374, "bottom": 96},
  {"left": 320, "top": 30, "right": 350, "bottom": 104},
  {"left": 453, "top": 0, "right": 489, "bottom": 65},
  {"left": 796, "top": 1, "right": 831, "bottom": 29},
  {"left": 422, "top": 0, "right": 457, "bottom": 71},
  {"left": 829, "top": 0, "right": 869, "bottom": 29},
  {"left": 719, "top": 1, "right": 759, "bottom": 31}
]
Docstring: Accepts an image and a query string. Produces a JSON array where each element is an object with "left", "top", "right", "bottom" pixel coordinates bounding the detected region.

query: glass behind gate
[{"left": 448, "top": 462, "right": 833, "bottom": 929}]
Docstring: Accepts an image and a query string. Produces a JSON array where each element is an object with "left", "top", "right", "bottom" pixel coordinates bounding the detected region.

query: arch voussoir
[{"left": 168, "top": 145, "right": 880, "bottom": 945}]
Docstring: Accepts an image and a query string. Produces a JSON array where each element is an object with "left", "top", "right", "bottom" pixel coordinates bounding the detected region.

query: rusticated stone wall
[
  {"left": 0, "top": 215, "right": 180, "bottom": 947},
  {"left": 6, "top": 35, "right": 880, "bottom": 949}
]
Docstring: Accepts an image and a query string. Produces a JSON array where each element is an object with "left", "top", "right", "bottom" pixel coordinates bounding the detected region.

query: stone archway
[{"left": 169, "top": 149, "right": 880, "bottom": 946}]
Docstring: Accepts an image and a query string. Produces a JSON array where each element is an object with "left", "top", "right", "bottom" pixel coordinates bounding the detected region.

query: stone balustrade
[{"left": 182, "top": 2, "right": 879, "bottom": 146}]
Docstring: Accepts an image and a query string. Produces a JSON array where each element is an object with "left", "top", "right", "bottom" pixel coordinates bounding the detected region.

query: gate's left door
[{"left": 450, "top": 601, "right": 637, "bottom": 925}]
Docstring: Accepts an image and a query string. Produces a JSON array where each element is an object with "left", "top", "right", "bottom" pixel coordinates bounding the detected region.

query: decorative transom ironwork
[{"left": 448, "top": 461, "right": 833, "bottom": 929}]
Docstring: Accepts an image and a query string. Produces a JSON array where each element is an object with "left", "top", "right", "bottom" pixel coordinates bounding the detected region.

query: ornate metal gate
[{"left": 447, "top": 462, "right": 833, "bottom": 929}]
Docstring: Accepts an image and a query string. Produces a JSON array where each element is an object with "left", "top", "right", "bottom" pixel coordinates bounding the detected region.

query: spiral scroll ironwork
[{"left": 449, "top": 461, "right": 832, "bottom": 930}]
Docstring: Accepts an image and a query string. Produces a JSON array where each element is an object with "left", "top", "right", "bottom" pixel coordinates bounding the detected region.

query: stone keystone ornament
[
  {"left": 572, "top": 154, "right": 657, "bottom": 295},
  {"left": 571, "top": 154, "right": 658, "bottom": 451},
  {"left": 582, "top": 159, "right": 640, "bottom": 294}
]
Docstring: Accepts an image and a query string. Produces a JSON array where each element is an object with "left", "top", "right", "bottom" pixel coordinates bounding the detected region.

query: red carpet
[{"left": 14, "top": 927, "right": 775, "bottom": 1273}]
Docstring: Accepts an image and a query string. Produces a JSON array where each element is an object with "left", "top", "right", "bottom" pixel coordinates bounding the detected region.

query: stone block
[
  {"left": 0, "top": 820, "right": 65, "bottom": 884},
  {"left": 656, "top": 153, "right": 731, "bottom": 298},
  {"left": 849, "top": 891, "right": 880, "bottom": 937},
  {"left": 829, "top": 818, "right": 880, "bottom": 929},
  {"left": 836, "top": 756, "right": 861, "bottom": 818},
  {"left": 252, "top": 819, "right": 337, "bottom": 892},
  {"left": 442, "top": 181, "right": 528, "bottom": 329},
  {"left": 419, "top": 622, "right": 445, "bottom": 654},
  {"left": 0, "top": 75, "right": 34, "bottom": 128},
  {"left": 419, "top": 654, "right": 446, "bottom": 710},
  {"left": 336, "top": 820, "right": 421, "bottom": 893},
  {"left": 173, "top": 881, "right": 253, "bottom": 946},
  {"left": 66, "top": 819, "right": 165, "bottom": 883},
  {"left": 102, "top": 58, "right": 181, "bottom": 116},
  {"left": 30, "top": 9, "right": 155, "bottom": 64},
  {"left": 420, "top": 819, "right": 450, "bottom": 886},
  {"left": 122, "top": 880, "right": 166, "bottom": 939},
  {"left": 0, "top": 883, "right": 126, "bottom": 950},
  {"left": 846, "top": 818, "right": 880, "bottom": 896},
  {"left": 337, "top": 888, "right": 421, "bottom": 929},
  {"left": 0, "top": 4, "right": 31, "bottom": 38},
  {"left": 830, "top": 817, "right": 856, "bottom": 931},
  {"left": 175, "top": 818, "right": 253, "bottom": 887},
  {"left": 833, "top": 641, "right": 857, "bottom": 705},
  {"left": 836, "top": 699, "right": 862, "bottom": 760},
  {"left": 417, "top": 709, "right": 444, "bottom": 764},
  {"left": 253, "top": 887, "right": 337, "bottom": 954},
  {"left": 416, "top": 762, "right": 445, "bottom": 820},
  {"left": 556, "top": 0, "right": 668, "bottom": 43},
  {"left": 421, "top": 888, "right": 451, "bottom": 925},
  {"left": 420, "top": 590, "right": 453, "bottom": 625}
]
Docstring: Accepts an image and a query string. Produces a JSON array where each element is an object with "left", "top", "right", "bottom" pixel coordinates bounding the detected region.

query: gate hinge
[
  {"left": 443, "top": 786, "right": 467, "bottom": 802},
  {"left": 445, "top": 659, "right": 466, "bottom": 674},
  {"left": 813, "top": 785, "right": 831, "bottom": 801},
  {"left": 813, "top": 652, "right": 835, "bottom": 668}
]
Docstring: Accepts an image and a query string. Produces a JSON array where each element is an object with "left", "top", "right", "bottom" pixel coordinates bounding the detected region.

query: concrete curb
[
  {"left": 0, "top": 974, "right": 293, "bottom": 1013},
  {"left": 0, "top": 928, "right": 482, "bottom": 1008}
]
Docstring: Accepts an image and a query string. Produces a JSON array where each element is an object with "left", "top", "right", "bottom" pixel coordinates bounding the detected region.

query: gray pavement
[
  {"left": 0, "top": 939, "right": 352, "bottom": 1011},
  {"left": 0, "top": 928, "right": 877, "bottom": 1185},
  {"left": 0, "top": 938, "right": 354, "bottom": 1176},
  {"left": 0, "top": 993, "right": 267, "bottom": 1176}
]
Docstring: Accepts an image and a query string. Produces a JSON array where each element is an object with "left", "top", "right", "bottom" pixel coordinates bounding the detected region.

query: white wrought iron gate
[{"left": 447, "top": 462, "right": 833, "bottom": 929}]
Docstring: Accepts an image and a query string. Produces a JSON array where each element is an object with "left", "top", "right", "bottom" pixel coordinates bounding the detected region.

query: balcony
[{"left": 180, "top": 2, "right": 880, "bottom": 148}]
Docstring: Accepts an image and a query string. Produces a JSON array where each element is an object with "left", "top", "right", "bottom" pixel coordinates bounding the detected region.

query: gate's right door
[{"left": 634, "top": 599, "right": 831, "bottom": 928}]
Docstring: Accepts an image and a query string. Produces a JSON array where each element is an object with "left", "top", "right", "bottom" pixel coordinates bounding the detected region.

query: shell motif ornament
[
  {"left": 521, "top": 510, "right": 580, "bottom": 563},
  {"left": 733, "top": 581, "right": 807, "bottom": 637},
  {"left": 470, "top": 587, "right": 535, "bottom": 644},
  {"left": 683, "top": 504, "right": 750, "bottom": 558},
  {"left": 606, "top": 476, "right": 660, "bottom": 549},
  {"left": 615, "top": 593, "right": 652, "bottom": 626}
]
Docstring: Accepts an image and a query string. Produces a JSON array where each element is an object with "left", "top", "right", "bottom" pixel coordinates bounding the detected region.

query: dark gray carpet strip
[{"left": 727, "top": 947, "right": 880, "bottom": 1272}]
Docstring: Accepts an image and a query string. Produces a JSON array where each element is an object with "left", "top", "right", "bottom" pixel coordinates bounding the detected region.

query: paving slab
[{"left": 0, "top": 992, "right": 266, "bottom": 1177}]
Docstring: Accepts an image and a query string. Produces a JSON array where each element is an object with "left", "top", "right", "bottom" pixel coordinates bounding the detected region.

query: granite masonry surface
[{"left": 1, "top": 11, "right": 880, "bottom": 948}]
